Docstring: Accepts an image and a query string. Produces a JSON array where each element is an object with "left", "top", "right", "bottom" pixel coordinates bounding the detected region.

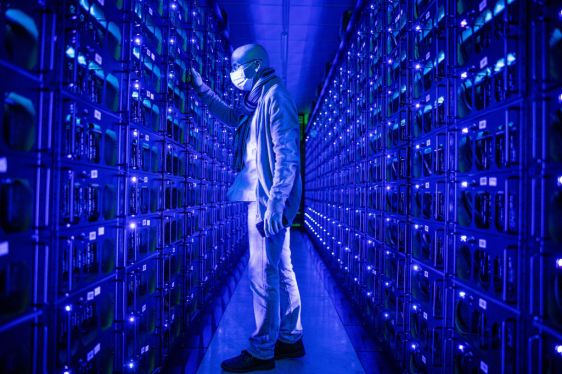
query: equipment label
[
  {"left": 480, "top": 56, "right": 488, "bottom": 68},
  {"left": 479, "top": 298, "right": 487, "bottom": 310}
]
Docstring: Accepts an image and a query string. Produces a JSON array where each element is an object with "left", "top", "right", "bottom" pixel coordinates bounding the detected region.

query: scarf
[{"left": 232, "top": 67, "right": 279, "bottom": 171}]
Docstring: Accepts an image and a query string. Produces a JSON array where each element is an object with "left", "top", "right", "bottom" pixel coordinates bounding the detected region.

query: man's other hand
[{"left": 264, "top": 198, "right": 285, "bottom": 237}]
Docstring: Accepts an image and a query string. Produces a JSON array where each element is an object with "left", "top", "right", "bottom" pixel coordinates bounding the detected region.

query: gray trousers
[{"left": 246, "top": 201, "right": 303, "bottom": 360}]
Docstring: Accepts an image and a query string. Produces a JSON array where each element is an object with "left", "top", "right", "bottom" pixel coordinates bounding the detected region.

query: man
[{"left": 189, "top": 43, "right": 304, "bottom": 372}]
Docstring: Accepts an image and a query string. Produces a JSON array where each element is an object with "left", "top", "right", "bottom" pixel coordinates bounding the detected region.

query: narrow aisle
[{"left": 195, "top": 230, "right": 366, "bottom": 374}]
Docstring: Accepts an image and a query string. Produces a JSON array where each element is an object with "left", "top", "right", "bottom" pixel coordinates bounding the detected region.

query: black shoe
[
  {"left": 274, "top": 338, "right": 305, "bottom": 360},
  {"left": 221, "top": 350, "right": 275, "bottom": 373}
]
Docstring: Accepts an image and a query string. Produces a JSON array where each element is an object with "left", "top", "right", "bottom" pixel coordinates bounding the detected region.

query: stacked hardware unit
[
  {"left": 305, "top": 0, "right": 562, "bottom": 372},
  {"left": 0, "top": 0, "right": 246, "bottom": 373}
]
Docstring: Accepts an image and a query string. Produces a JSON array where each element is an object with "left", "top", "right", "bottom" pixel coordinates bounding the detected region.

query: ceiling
[{"left": 216, "top": 0, "right": 355, "bottom": 114}]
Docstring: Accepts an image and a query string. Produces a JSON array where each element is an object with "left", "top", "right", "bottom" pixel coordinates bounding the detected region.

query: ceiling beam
[{"left": 281, "top": 0, "right": 290, "bottom": 85}]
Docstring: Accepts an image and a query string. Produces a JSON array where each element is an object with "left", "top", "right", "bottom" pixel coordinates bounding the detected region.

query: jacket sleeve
[
  {"left": 197, "top": 83, "right": 242, "bottom": 129},
  {"left": 267, "top": 89, "right": 300, "bottom": 206}
]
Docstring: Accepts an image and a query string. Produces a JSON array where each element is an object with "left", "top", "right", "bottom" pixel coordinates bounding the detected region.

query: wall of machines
[
  {"left": 305, "top": 0, "right": 562, "bottom": 372},
  {"left": 0, "top": 0, "right": 246, "bottom": 372}
]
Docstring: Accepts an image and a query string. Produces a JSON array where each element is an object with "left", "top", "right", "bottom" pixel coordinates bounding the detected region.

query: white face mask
[{"left": 230, "top": 61, "right": 258, "bottom": 91}]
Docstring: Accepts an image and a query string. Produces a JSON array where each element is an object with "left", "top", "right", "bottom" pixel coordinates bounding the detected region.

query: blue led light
[{"left": 65, "top": 46, "right": 75, "bottom": 58}]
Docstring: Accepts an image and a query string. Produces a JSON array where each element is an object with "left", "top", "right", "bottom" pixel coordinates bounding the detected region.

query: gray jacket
[{"left": 197, "top": 79, "right": 302, "bottom": 224}]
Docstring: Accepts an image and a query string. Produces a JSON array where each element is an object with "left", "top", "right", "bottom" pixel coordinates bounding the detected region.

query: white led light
[
  {"left": 412, "top": 304, "right": 418, "bottom": 311},
  {"left": 387, "top": 58, "right": 393, "bottom": 64},
  {"left": 134, "top": 36, "right": 142, "bottom": 45},
  {"left": 411, "top": 343, "right": 417, "bottom": 350},
  {"left": 415, "top": 63, "right": 421, "bottom": 70},
  {"left": 458, "top": 344, "right": 465, "bottom": 352},
  {"left": 415, "top": 25, "right": 421, "bottom": 31},
  {"left": 384, "top": 312, "right": 389, "bottom": 318},
  {"left": 460, "top": 19, "right": 468, "bottom": 27},
  {"left": 557, "top": 175, "right": 562, "bottom": 186},
  {"left": 462, "top": 127, "right": 469, "bottom": 134},
  {"left": 461, "top": 71, "right": 468, "bottom": 79},
  {"left": 460, "top": 235, "right": 467, "bottom": 242},
  {"left": 128, "top": 361, "right": 135, "bottom": 369},
  {"left": 413, "top": 264, "right": 420, "bottom": 271},
  {"left": 459, "top": 291, "right": 466, "bottom": 298},
  {"left": 556, "top": 258, "right": 562, "bottom": 268},
  {"left": 129, "top": 222, "right": 137, "bottom": 230},
  {"left": 65, "top": 305, "right": 72, "bottom": 312},
  {"left": 556, "top": 345, "right": 562, "bottom": 354},
  {"left": 129, "top": 315, "right": 135, "bottom": 323},
  {"left": 131, "top": 176, "right": 137, "bottom": 183},
  {"left": 461, "top": 181, "right": 468, "bottom": 188}
]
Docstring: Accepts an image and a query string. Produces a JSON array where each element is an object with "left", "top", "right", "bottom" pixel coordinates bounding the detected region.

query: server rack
[
  {"left": 0, "top": 0, "right": 246, "bottom": 373},
  {"left": 305, "top": 0, "right": 562, "bottom": 372}
]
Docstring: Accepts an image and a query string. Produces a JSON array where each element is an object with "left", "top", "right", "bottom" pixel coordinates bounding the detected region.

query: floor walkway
[{"left": 194, "top": 230, "right": 387, "bottom": 374}]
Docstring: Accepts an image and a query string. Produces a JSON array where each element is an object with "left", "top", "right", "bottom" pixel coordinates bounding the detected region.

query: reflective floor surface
[{"left": 194, "top": 230, "right": 396, "bottom": 374}]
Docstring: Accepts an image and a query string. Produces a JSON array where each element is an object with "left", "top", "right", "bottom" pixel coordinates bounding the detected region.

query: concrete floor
[{"left": 194, "top": 230, "right": 380, "bottom": 374}]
